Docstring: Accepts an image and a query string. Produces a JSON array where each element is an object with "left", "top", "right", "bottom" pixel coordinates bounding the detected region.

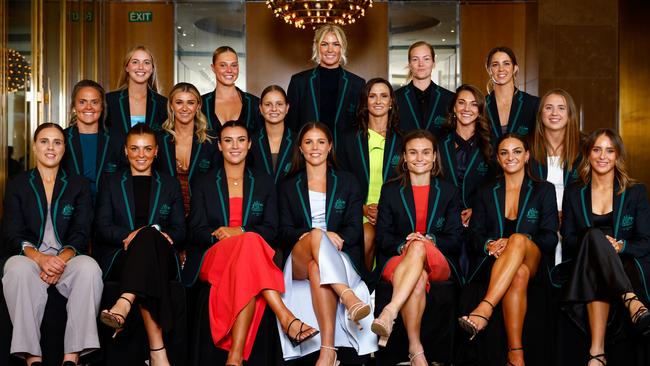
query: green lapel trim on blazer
[
  {"left": 67, "top": 127, "right": 81, "bottom": 174},
  {"left": 242, "top": 169, "right": 255, "bottom": 225},
  {"left": 537, "top": 163, "right": 545, "bottom": 180},
  {"left": 507, "top": 91, "right": 524, "bottom": 134},
  {"left": 613, "top": 189, "right": 626, "bottom": 238},
  {"left": 275, "top": 130, "right": 293, "bottom": 184},
  {"left": 147, "top": 171, "right": 162, "bottom": 225},
  {"left": 118, "top": 89, "right": 130, "bottom": 134},
  {"left": 187, "top": 141, "right": 202, "bottom": 183},
  {"left": 147, "top": 89, "right": 158, "bottom": 128},
  {"left": 257, "top": 130, "right": 273, "bottom": 176},
  {"left": 28, "top": 170, "right": 46, "bottom": 247},
  {"left": 424, "top": 86, "right": 442, "bottom": 130},
  {"left": 443, "top": 135, "right": 458, "bottom": 187},
  {"left": 51, "top": 170, "right": 69, "bottom": 246},
  {"left": 215, "top": 168, "right": 229, "bottom": 224},
  {"left": 579, "top": 185, "right": 591, "bottom": 227},
  {"left": 204, "top": 92, "right": 215, "bottom": 130},
  {"left": 97, "top": 129, "right": 111, "bottom": 185},
  {"left": 162, "top": 134, "right": 175, "bottom": 176},
  {"left": 356, "top": 132, "right": 370, "bottom": 183},
  {"left": 426, "top": 178, "right": 442, "bottom": 233},
  {"left": 120, "top": 172, "right": 135, "bottom": 230},
  {"left": 515, "top": 180, "right": 534, "bottom": 231},
  {"left": 399, "top": 186, "right": 416, "bottom": 231},
  {"left": 309, "top": 68, "right": 320, "bottom": 121},
  {"left": 333, "top": 70, "right": 350, "bottom": 147},
  {"left": 325, "top": 170, "right": 338, "bottom": 226},
  {"left": 492, "top": 182, "right": 504, "bottom": 237},
  {"left": 383, "top": 133, "right": 397, "bottom": 183},
  {"left": 242, "top": 92, "right": 253, "bottom": 128},
  {"left": 296, "top": 174, "right": 312, "bottom": 228},
  {"left": 462, "top": 150, "right": 480, "bottom": 208},
  {"left": 403, "top": 86, "right": 421, "bottom": 129},
  {"left": 485, "top": 94, "right": 500, "bottom": 138}
]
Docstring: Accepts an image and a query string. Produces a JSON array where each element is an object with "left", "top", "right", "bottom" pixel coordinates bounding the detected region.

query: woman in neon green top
[{"left": 338, "top": 78, "right": 402, "bottom": 274}]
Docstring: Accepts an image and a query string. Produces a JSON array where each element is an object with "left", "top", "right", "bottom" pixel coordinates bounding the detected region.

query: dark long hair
[
  {"left": 485, "top": 46, "right": 519, "bottom": 93},
  {"left": 578, "top": 128, "right": 635, "bottom": 195},
  {"left": 494, "top": 133, "right": 537, "bottom": 180},
  {"left": 392, "top": 129, "right": 443, "bottom": 187},
  {"left": 355, "top": 78, "right": 400, "bottom": 137},
  {"left": 125, "top": 123, "right": 157, "bottom": 145},
  {"left": 34, "top": 123, "right": 65, "bottom": 142},
  {"left": 442, "top": 84, "right": 493, "bottom": 161},
  {"left": 288, "top": 122, "right": 338, "bottom": 176}
]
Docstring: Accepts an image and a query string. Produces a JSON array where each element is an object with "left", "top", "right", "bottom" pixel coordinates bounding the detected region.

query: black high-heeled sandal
[
  {"left": 100, "top": 295, "right": 133, "bottom": 338},
  {"left": 506, "top": 346, "right": 523, "bottom": 366},
  {"left": 458, "top": 299, "right": 494, "bottom": 340},
  {"left": 623, "top": 294, "right": 650, "bottom": 335},
  {"left": 286, "top": 318, "right": 319, "bottom": 347},
  {"left": 588, "top": 353, "right": 606, "bottom": 365}
]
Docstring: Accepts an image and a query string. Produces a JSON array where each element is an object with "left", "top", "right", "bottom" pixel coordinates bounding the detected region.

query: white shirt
[{"left": 309, "top": 190, "right": 327, "bottom": 230}]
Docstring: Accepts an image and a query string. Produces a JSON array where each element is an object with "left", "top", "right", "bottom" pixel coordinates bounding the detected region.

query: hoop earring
[{"left": 402, "top": 161, "right": 408, "bottom": 171}]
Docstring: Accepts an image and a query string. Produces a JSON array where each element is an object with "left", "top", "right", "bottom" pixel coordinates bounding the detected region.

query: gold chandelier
[{"left": 266, "top": 1, "right": 373, "bottom": 29}]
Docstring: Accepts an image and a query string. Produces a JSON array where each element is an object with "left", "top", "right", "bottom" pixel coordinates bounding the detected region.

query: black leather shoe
[{"left": 62, "top": 362, "right": 77, "bottom": 366}]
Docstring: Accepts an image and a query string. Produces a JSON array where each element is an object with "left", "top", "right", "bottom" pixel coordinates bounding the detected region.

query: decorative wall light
[
  {"left": 6, "top": 49, "right": 31, "bottom": 93},
  {"left": 266, "top": 0, "right": 373, "bottom": 29}
]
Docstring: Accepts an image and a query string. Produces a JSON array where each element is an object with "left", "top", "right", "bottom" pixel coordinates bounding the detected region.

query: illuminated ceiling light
[
  {"left": 5, "top": 48, "right": 31, "bottom": 93},
  {"left": 265, "top": 0, "right": 373, "bottom": 30}
]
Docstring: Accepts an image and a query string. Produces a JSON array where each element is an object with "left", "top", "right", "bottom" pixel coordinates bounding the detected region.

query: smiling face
[
  {"left": 408, "top": 44, "right": 435, "bottom": 81},
  {"left": 404, "top": 137, "right": 435, "bottom": 176},
  {"left": 541, "top": 93, "right": 568, "bottom": 132},
  {"left": 219, "top": 126, "right": 250, "bottom": 165},
  {"left": 73, "top": 86, "right": 102, "bottom": 127},
  {"left": 125, "top": 49, "right": 154, "bottom": 85},
  {"left": 170, "top": 91, "right": 199, "bottom": 127},
  {"left": 488, "top": 51, "right": 518, "bottom": 86},
  {"left": 589, "top": 134, "right": 617, "bottom": 176},
  {"left": 33, "top": 127, "right": 65, "bottom": 169},
  {"left": 125, "top": 133, "right": 157, "bottom": 176},
  {"left": 300, "top": 128, "right": 332, "bottom": 167},
  {"left": 367, "top": 82, "right": 391, "bottom": 119},
  {"left": 211, "top": 51, "right": 239, "bottom": 87},
  {"left": 453, "top": 90, "right": 479, "bottom": 127},
  {"left": 497, "top": 137, "right": 529, "bottom": 175},
  {"left": 260, "top": 90, "right": 289, "bottom": 125},
  {"left": 318, "top": 32, "right": 342, "bottom": 69}
]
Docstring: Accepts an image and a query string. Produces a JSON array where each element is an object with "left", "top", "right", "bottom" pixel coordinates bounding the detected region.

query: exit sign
[{"left": 129, "top": 11, "right": 152, "bottom": 22}]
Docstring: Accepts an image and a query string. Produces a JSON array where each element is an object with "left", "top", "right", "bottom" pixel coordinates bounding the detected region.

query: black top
[
  {"left": 504, "top": 218, "right": 517, "bottom": 238},
  {"left": 413, "top": 83, "right": 432, "bottom": 124},
  {"left": 395, "top": 81, "right": 454, "bottom": 137},
  {"left": 200, "top": 87, "right": 261, "bottom": 135},
  {"left": 133, "top": 176, "right": 152, "bottom": 228},
  {"left": 319, "top": 66, "right": 342, "bottom": 127},
  {"left": 454, "top": 132, "right": 477, "bottom": 184},
  {"left": 592, "top": 211, "right": 614, "bottom": 237}
]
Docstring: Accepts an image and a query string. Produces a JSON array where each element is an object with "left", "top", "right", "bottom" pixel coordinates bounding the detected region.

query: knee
[
  {"left": 2, "top": 256, "right": 38, "bottom": 281},
  {"left": 506, "top": 233, "right": 529, "bottom": 250},
  {"left": 405, "top": 240, "right": 427, "bottom": 261},
  {"left": 309, "top": 228, "right": 323, "bottom": 242},
  {"left": 511, "top": 265, "right": 530, "bottom": 290},
  {"left": 412, "top": 271, "right": 428, "bottom": 297},
  {"left": 68, "top": 255, "right": 103, "bottom": 281},
  {"left": 307, "top": 260, "right": 320, "bottom": 281}
]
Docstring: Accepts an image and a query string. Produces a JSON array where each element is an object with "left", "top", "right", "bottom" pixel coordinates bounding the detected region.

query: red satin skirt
[
  {"left": 382, "top": 242, "right": 451, "bottom": 292},
  {"left": 199, "top": 232, "right": 284, "bottom": 360}
]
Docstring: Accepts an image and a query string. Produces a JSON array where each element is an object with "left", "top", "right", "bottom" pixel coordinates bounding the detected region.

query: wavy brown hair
[
  {"left": 578, "top": 128, "right": 635, "bottom": 195},
  {"left": 355, "top": 78, "right": 400, "bottom": 137},
  {"left": 392, "top": 129, "right": 443, "bottom": 188},
  {"left": 162, "top": 82, "right": 213, "bottom": 144},
  {"left": 288, "top": 122, "right": 338, "bottom": 176},
  {"left": 116, "top": 45, "right": 159, "bottom": 92},
  {"left": 531, "top": 88, "right": 581, "bottom": 169},
  {"left": 442, "top": 84, "right": 493, "bottom": 161}
]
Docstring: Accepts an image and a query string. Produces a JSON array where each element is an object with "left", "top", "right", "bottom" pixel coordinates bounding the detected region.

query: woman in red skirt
[{"left": 184, "top": 120, "right": 317, "bottom": 366}]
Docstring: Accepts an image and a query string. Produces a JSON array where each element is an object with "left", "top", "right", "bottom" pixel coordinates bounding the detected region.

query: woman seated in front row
[
  {"left": 373, "top": 129, "right": 462, "bottom": 365},
  {"left": 2, "top": 123, "right": 103, "bottom": 366},
  {"left": 459, "top": 133, "right": 558, "bottom": 366},
  {"left": 94, "top": 123, "right": 186, "bottom": 366},
  {"left": 183, "top": 120, "right": 317, "bottom": 366},
  {"left": 278, "top": 122, "right": 377, "bottom": 365},
  {"left": 561, "top": 129, "right": 650, "bottom": 366}
]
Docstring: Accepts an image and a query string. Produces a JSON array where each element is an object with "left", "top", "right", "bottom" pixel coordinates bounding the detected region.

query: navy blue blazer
[
  {"left": 485, "top": 89, "right": 540, "bottom": 140},
  {"left": 286, "top": 67, "right": 365, "bottom": 147},
  {"left": 183, "top": 167, "right": 278, "bottom": 286},
  {"left": 63, "top": 125, "right": 120, "bottom": 192},
  {"left": 561, "top": 183, "right": 650, "bottom": 264},
  {"left": 467, "top": 176, "right": 558, "bottom": 282},
  {"left": 249, "top": 127, "right": 295, "bottom": 185},
  {"left": 375, "top": 177, "right": 463, "bottom": 281},
  {"left": 200, "top": 88, "right": 261, "bottom": 134},
  {"left": 279, "top": 169, "right": 364, "bottom": 269},
  {"left": 439, "top": 133, "right": 495, "bottom": 210},
  {"left": 93, "top": 169, "right": 185, "bottom": 276},
  {"left": 154, "top": 131, "right": 221, "bottom": 192},
  {"left": 2, "top": 169, "right": 92, "bottom": 258},
  {"left": 337, "top": 129, "right": 401, "bottom": 203},
  {"left": 105, "top": 88, "right": 168, "bottom": 168},
  {"left": 395, "top": 81, "right": 454, "bottom": 137}
]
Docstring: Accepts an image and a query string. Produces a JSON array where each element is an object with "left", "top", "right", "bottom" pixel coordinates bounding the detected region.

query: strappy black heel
[
  {"left": 99, "top": 295, "right": 133, "bottom": 338},
  {"left": 506, "top": 346, "right": 523, "bottom": 366},
  {"left": 286, "top": 318, "right": 319, "bottom": 347},
  {"left": 623, "top": 294, "right": 650, "bottom": 335},
  {"left": 458, "top": 299, "right": 494, "bottom": 340},
  {"left": 588, "top": 353, "right": 606, "bottom": 365}
]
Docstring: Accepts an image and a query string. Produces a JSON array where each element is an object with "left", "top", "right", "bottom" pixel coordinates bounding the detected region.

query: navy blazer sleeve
[
  {"left": 620, "top": 185, "right": 650, "bottom": 259},
  {"left": 94, "top": 177, "right": 131, "bottom": 248},
  {"left": 375, "top": 184, "right": 406, "bottom": 257},
  {"left": 469, "top": 186, "right": 492, "bottom": 255},
  {"left": 433, "top": 188, "right": 463, "bottom": 257},
  {"left": 278, "top": 179, "right": 307, "bottom": 246},
  {"left": 286, "top": 74, "right": 301, "bottom": 133},
  {"left": 164, "top": 178, "right": 187, "bottom": 248},
  {"left": 533, "top": 182, "right": 560, "bottom": 255},
  {"left": 187, "top": 175, "right": 215, "bottom": 249},
  {"left": 60, "top": 177, "right": 93, "bottom": 254},
  {"left": 338, "top": 174, "right": 364, "bottom": 250},
  {"left": 242, "top": 174, "right": 278, "bottom": 244},
  {"left": 560, "top": 186, "right": 578, "bottom": 260}
]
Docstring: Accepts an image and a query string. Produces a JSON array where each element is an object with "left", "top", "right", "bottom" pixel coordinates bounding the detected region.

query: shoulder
[
  {"left": 248, "top": 167, "right": 274, "bottom": 186},
  {"left": 6, "top": 170, "right": 31, "bottom": 190},
  {"left": 395, "top": 83, "right": 411, "bottom": 98},
  {"left": 201, "top": 90, "right": 215, "bottom": 102},
  {"left": 240, "top": 90, "right": 260, "bottom": 104},
  {"left": 151, "top": 90, "right": 167, "bottom": 102},
  {"left": 105, "top": 90, "right": 124, "bottom": 103},
  {"left": 381, "top": 180, "right": 402, "bottom": 194},
  {"left": 626, "top": 183, "right": 648, "bottom": 198},
  {"left": 291, "top": 68, "right": 317, "bottom": 81},
  {"left": 343, "top": 69, "right": 365, "bottom": 85},
  {"left": 436, "top": 177, "right": 457, "bottom": 192},
  {"left": 519, "top": 90, "right": 540, "bottom": 104},
  {"left": 332, "top": 169, "right": 356, "bottom": 183},
  {"left": 434, "top": 83, "right": 455, "bottom": 98},
  {"left": 533, "top": 179, "right": 555, "bottom": 194},
  {"left": 338, "top": 129, "right": 358, "bottom": 144}
]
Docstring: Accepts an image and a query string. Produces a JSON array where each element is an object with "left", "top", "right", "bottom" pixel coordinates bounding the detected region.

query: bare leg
[
  {"left": 25, "top": 355, "right": 42, "bottom": 365},
  {"left": 225, "top": 297, "right": 256, "bottom": 366},
  {"left": 502, "top": 264, "right": 531, "bottom": 366},
  {"left": 62, "top": 352, "right": 80, "bottom": 364},
  {"left": 363, "top": 223, "right": 376, "bottom": 271},
  {"left": 141, "top": 306, "right": 170, "bottom": 366},
  {"left": 586, "top": 301, "right": 609, "bottom": 365},
  {"left": 262, "top": 289, "right": 318, "bottom": 341},
  {"left": 400, "top": 270, "right": 429, "bottom": 366},
  {"left": 383, "top": 241, "right": 428, "bottom": 311}
]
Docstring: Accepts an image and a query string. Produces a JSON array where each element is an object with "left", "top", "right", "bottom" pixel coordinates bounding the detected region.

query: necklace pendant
[{"left": 233, "top": 181, "right": 239, "bottom": 186}]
